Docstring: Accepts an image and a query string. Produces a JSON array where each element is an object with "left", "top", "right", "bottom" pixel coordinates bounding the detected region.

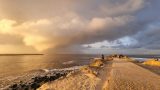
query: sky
[{"left": 0, "top": 0, "right": 160, "bottom": 54}]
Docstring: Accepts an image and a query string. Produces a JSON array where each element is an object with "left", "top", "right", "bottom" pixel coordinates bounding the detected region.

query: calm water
[{"left": 0, "top": 54, "right": 98, "bottom": 78}]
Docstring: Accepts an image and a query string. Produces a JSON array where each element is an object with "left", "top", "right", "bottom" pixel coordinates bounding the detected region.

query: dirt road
[{"left": 108, "top": 59, "right": 160, "bottom": 90}]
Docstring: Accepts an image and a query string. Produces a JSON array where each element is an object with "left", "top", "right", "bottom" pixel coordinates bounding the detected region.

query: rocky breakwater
[
  {"left": 37, "top": 56, "right": 113, "bottom": 90},
  {"left": 7, "top": 67, "right": 80, "bottom": 90}
]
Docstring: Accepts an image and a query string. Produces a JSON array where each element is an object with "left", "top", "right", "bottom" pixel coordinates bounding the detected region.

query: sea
[
  {"left": 0, "top": 54, "right": 159, "bottom": 88},
  {"left": 0, "top": 54, "right": 98, "bottom": 88}
]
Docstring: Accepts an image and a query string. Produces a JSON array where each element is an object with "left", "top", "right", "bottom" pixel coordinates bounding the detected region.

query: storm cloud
[{"left": 0, "top": 0, "right": 160, "bottom": 54}]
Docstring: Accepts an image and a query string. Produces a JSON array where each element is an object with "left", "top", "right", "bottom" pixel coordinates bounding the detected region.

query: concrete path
[{"left": 108, "top": 59, "right": 160, "bottom": 90}]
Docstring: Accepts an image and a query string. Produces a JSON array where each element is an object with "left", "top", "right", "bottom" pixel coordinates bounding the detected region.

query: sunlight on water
[{"left": 0, "top": 54, "right": 98, "bottom": 78}]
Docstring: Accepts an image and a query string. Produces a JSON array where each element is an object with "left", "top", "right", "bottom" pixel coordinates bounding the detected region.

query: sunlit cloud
[
  {"left": 0, "top": 19, "right": 16, "bottom": 33},
  {"left": 0, "top": 0, "right": 160, "bottom": 54},
  {"left": 0, "top": 14, "right": 135, "bottom": 52}
]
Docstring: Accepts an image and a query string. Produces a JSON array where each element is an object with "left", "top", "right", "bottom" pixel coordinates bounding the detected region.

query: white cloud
[{"left": 0, "top": 19, "right": 16, "bottom": 33}]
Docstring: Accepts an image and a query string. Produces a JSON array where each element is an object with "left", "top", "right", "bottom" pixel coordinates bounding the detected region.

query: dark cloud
[
  {"left": 0, "top": 0, "right": 160, "bottom": 54},
  {"left": 81, "top": 0, "right": 160, "bottom": 52},
  {"left": 0, "top": 0, "right": 74, "bottom": 22},
  {"left": 131, "top": 22, "right": 160, "bottom": 49}
]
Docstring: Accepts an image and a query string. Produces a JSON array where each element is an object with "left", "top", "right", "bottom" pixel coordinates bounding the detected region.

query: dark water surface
[{"left": 0, "top": 54, "right": 99, "bottom": 78}]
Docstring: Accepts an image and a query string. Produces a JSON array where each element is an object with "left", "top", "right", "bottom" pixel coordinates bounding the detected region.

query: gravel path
[{"left": 108, "top": 59, "right": 160, "bottom": 90}]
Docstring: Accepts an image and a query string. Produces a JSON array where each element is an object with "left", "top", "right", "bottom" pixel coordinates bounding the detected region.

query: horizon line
[{"left": 0, "top": 54, "right": 44, "bottom": 56}]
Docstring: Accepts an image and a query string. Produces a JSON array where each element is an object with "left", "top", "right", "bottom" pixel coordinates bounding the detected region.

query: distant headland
[{"left": 0, "top": 54, "right": 44, "bottom": 56}]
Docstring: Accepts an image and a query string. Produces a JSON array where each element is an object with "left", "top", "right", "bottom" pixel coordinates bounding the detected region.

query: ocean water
[
  {"left": 0, "top": 54, "right": 99, "bottom": 88},
  {"left": 0, "top": 54, "right": 99, "bottom": 77},
  {"left": 128, "top": 55, "right": 160, "bottom": 61},
  {"left": 0, "top": 54, "right": 159, "bottom": 77}
]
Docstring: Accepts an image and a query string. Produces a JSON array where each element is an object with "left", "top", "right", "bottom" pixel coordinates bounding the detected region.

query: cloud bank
[{"left": 0, "top": 0, "right": 160, "bottom": 54}]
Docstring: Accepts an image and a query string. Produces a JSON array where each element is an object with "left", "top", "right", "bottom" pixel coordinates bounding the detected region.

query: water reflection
[{"left": 0, "top": 54, "right": 98, "bottom": 78}]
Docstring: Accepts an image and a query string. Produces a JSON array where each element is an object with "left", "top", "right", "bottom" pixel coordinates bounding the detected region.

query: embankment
[{"left": 38, "top": 56, "right": 160, "bottom": 90}]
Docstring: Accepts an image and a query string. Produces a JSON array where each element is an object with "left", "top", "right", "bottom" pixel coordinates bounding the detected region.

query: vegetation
[
  {"left": 143, "top": 59, "right": 160, "bottom": 67},
  {"left": 89, "top": 59, "right": 104, "bottom": 67}
]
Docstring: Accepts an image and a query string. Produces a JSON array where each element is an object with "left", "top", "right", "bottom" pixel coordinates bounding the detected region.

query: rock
[
  {"left": 10, "top": 84, "right": 18, "bottom": 89},
  {"left": 31, "top": 83, "right": 40, "bottom": 89}
]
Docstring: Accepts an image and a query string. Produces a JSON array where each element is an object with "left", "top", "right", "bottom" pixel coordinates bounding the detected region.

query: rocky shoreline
[
  {"left": 3, "top": 66, "right": 81, "bottom": 90},
  {"left": 5, "top": 55, "right": 136, "bottom": 90},
  {"left": 2, "top": 55, "right": 160, "bottom": 90},
  {"left": 9, "top": 72, "right": 67, "bottom": 90}
]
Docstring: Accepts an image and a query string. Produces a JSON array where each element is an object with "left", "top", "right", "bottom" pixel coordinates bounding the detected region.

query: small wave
[
  {"left": 132, "top": 57, "right": 148, "bottom": 61},
  {"left": 62, "top": 60, "right": 74, "bottom": 65},
  {"left": 41, "top": 69, "right": 50, "bottom": 73},
  {"left": 41, "top": 66, "right": 82, "bottom": 73}
]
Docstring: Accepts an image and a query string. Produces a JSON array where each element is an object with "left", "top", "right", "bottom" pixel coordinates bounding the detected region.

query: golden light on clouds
[
  {"left": 23, "top": 35, "right": 52, "bottom": 51},
  {"left": 0, "top": 19, "right": 53, "bottom": 52},
  {"left": 0, "top": 44, "right": 37, "bottom": 54},
  {"left": 0, "top": 0, "right": 160, "bottom": 54},
  {"left": 0, "top": 19, "right": 16, "bottom": 34},
  {"left": 0, "top": 15, "right": 138, "bottom": 53}
]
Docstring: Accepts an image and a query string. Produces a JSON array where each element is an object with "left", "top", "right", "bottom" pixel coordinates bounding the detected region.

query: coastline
[
  {"left": 1, "top": 66, "right": 81, "bottom": 90},
  {"left": 38, "top": 55, "right": 160, "bottom": 90},
  {"left": 134, "top": 62, "right": 160, "bottom": 75},
  {"left": 132, "top": 58, "right": 160, "bottom": 75},
  {"left": 0, "top": 54, "right": 44, "bottom": 56},
  {"left": 1, "top": 55, "right": 160, "bottom": 90}
]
